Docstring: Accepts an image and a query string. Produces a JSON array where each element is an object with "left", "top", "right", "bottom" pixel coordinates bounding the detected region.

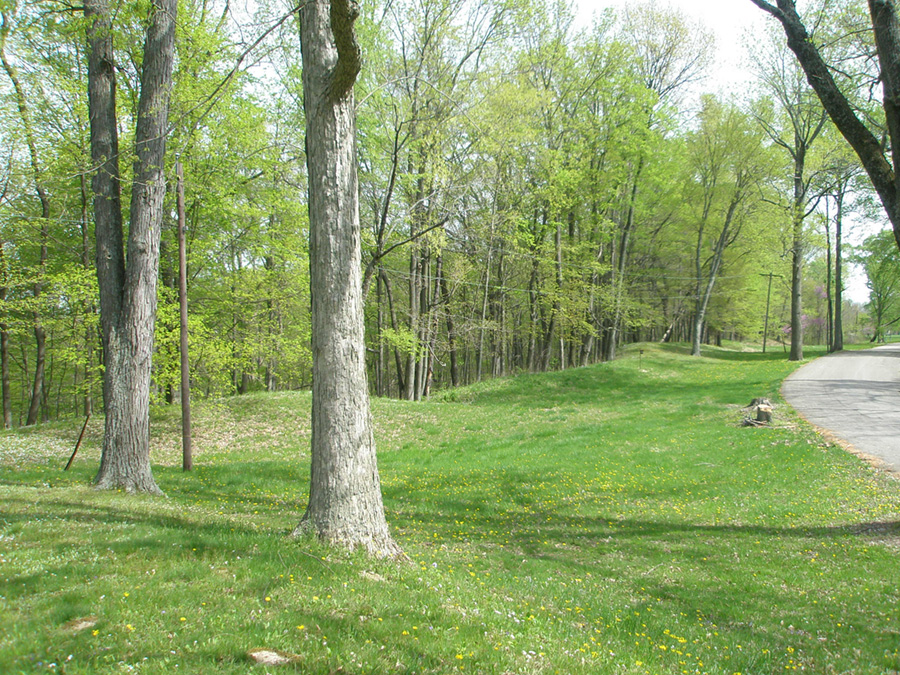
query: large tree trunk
[
  {"left": 85, "top": 0, "right": 128, "bottom": 482},
  {"left": 293, "top": 0, "right": 399, "bottom": 556},
  {"left": 87, "top": 0, "right": 176, "bottom": 494}
]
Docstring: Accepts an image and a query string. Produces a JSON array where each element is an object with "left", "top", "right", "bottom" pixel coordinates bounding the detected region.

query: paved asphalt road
[{"left": 781, "top": 343, "right": 900, "bottom": 472}]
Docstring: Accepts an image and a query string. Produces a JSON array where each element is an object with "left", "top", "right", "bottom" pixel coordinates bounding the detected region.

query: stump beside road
[{"left": 742, "top": 397, "right": 774, "bottom": 427}]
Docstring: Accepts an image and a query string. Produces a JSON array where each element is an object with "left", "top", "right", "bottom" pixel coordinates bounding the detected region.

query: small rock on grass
[
  {"left": 62, "top": 617, "right": 97, "bottom": 633},
  {"left": 247, "top": 648, "right": 298, "bottom": 666}
]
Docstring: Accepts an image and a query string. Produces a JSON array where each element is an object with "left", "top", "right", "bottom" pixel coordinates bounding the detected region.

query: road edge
[{"left": 780, "top": 367, "right": 900, "bottom": 480}]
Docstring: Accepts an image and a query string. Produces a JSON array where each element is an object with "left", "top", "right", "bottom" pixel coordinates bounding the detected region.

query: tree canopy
[{"left": 0, "top": 0, "right": 886, "bottom": 430}]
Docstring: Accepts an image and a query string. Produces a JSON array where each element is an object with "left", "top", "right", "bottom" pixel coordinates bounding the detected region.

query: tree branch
[
  {"left": 747, "top": 0, "right": 784, "bottom": 20},
  {"left": 329, "top": 0, "right": 361, "bottom": 100},
  {"left": 361, "top": 218, "right": 448, "bottom": 298},
  {"left": 751, "top": 0, "right": 899, "bottom": 246}
]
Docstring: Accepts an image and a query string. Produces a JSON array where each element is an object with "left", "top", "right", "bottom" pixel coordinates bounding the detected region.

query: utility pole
[{"left": 760, "top": 272, "right": 783, "bottom": 354}]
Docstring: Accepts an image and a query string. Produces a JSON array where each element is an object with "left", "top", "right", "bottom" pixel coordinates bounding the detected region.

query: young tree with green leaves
[
  {"left": 855, "top": 228, "right": 900, "bottom": 341},
  {"left": 753, "top": 37, "right": 829, "bottom": 360},
  {"left": 1, "top": 5, "right": 50, "bottom": 425},
  {"left": 685, "top": 97, "right": 771, "bottom": 356},
  {"left": 604, "top": 0, "right": 712, "bottom": 360}
]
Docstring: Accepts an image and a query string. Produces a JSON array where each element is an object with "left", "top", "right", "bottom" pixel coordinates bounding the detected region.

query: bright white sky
[{"left": 575, "top": 0, "right": 769, "bottom": 99}]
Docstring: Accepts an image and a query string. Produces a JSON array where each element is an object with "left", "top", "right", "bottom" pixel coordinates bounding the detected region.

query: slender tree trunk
[
  {"left": 405, "top": 247, "right": 420, "bottom": 399},
  {"left": 833, "top": 190, "right": 845, "bottom": 351},
  {"left": 423, "top": 254, "right": 442, "bottom": 396},
  {"left": 527, "top": 258, "right": 539, "bottom": 372},
  {"left": 176, "top": 162, "right": 192, "bottom": 472},
  {"left": 553, "top": 222, "right": 564, "bottom": 370},
  {"left": 26, "top": 305, "right": 46, "bottom": 426},
  {"left": 80, "top": 171, "right": 94, "bottom": 417},
  {"left": 160, "top": 235, "right": 176, "bottom": 404},
  {"left": 496, "top": 252, "right": 507, "bottom": 377},
  {"left": 692, "top": 197, "right": 740, "bottom": 356},
  {"left": 581, "top": 282, "right": 597, "bottom": 366},
  {"left": 293, "top": 0, "right": 400, "bottom": 555},
  {"left": 477, "top": 228, "right": 493, "bottom": 381},
  {"left": 264, "top": 253, "right": 279, "bottom": 392},
  {"left": 825, "top": 202, "right": 834, "bottom": 349},
  {"left": 1, "top": 14, "right": 49, "bottom": 426},
  {"left": 606, "top": 158, "right": 643, "bottom": 362},
  {"left": 690, "top": 207, "right": 709, "bottom": 358},
  {"left": 789, "top": 147, "right": 805, "bottom": 361},
  {"left": 376, "top": 270, "right": 384, "bottom": 396},
  {"left": 87, "top": 0, "right": 176, "bottom": 494},
  {"left": 415, "top": 253, "right": 430, "bottom": 400},
  {"left": 0, "top": 28, "right": 12, "bottom": 428},
  {"left": 380, "top": 270, "right": 406, "bottom": 395},
  {"left": 0, "top": 322, "right": 8, "bottom": 428},
  {"left": 0, "top": 242, "right": 10, "bottom": 429},
  {"left": 438, "top": 257, "right": 459, "bottom": 387}
]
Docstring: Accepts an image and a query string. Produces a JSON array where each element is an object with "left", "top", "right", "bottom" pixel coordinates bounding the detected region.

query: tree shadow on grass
[
  {"left": 394, "top": 496, "right": 900, "bottom": 556},
  {"left": 387, "top": 492, "right": 900, "bottom": 670}
]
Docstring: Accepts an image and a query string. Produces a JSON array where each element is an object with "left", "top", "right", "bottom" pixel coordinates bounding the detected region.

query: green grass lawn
[{"left": 1, "top": 343, "right": 898, "bottom": 674}]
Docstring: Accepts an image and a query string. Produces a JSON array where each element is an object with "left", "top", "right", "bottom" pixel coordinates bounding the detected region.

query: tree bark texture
[
  {"left": 293, "top": 0, "right": 400, "bottom": 556},
  {"left": 87, "top": 0, "right": 176, "bottom": 494}
]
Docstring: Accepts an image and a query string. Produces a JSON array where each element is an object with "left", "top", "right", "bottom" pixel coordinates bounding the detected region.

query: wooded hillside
[{"left": 0, "top": 0, "right": 881, "bottom": 424}]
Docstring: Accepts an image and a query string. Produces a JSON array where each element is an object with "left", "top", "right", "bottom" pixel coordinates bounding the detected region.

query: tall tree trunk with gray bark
[
  {"left": 86, "top": 0, "right": 176, "bottom": 493},
  {"left": 292, "top": 0, "right": 400, "bottom": 556}
]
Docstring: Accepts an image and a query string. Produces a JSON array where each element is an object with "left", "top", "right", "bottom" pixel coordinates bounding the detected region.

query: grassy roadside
[{"left": 1, "top": 343, "right": 898, "bottom": 674}]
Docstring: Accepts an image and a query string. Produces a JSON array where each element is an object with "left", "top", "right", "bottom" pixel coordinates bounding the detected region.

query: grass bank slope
[{"left": 1, "top": 344, "right": 898, "bottom": 674}]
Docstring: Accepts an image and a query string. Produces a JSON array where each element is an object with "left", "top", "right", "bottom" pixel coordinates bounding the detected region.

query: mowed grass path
[{"left": 1, "top": 343, "right": 898, "bottom": 674}]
